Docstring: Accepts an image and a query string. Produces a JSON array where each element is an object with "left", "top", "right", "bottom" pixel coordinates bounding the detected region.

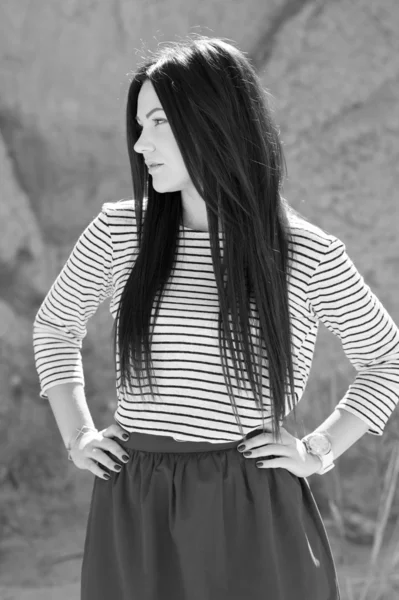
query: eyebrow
[{"left": 135, "top": 108, "right": 164, "bottom": 123}]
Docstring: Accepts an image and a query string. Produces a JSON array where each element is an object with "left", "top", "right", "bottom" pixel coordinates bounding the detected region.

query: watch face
[{"left": 308, "top": 433, "right": 331, "bottom": 455}]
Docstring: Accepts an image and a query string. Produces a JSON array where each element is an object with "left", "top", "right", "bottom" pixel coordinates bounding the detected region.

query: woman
[{"left": 33, "top": 36, "right": 399, "bottom": 600}]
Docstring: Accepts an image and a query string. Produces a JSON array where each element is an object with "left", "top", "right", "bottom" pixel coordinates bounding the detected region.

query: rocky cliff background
[{"left": 1, "top": 0, "right": 399, "bottom": 552}]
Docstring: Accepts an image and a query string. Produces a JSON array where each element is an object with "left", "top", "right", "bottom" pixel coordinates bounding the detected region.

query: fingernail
[
  {"left": 122, "top": 434, "right": 129, "bottom": 440},
  {"left": 103, "top": 473, "right": 110, "bottom": 480},
  {"left": 237, "top": 444, "right": 246, "bottom": 452},
  {"left": 243, "top": 451, "right": 252, "bottom": 457},
  {"left": 122, "top": 454, "right": 129, "bottom": 462}
]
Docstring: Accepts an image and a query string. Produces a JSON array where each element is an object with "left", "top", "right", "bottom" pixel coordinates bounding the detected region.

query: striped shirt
[{"left": 32, "top": 199, "right": 399, "bottom": 442}]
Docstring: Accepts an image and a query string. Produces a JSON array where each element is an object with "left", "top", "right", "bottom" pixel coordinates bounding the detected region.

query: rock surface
[{"left": 1, "top": 2, "right": 399, "bottom": 581}]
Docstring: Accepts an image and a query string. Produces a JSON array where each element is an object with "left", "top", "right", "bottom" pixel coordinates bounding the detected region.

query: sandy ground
[{"left": 0, "top": 469, "right": 91, "bottom": 600}]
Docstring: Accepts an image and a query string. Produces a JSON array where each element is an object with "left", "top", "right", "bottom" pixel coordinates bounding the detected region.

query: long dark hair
[{"left": 112, "top": 35, "right": 301, "bottom": 441}]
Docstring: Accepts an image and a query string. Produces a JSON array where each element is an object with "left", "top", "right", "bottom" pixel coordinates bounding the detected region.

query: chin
[{"left": 151, "top": 182, "right": 181, "bottom": 194}]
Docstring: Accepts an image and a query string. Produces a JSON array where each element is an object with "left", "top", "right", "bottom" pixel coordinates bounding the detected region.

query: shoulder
[
  {"left": 287, "top": 210, "right": 336, "bottom": 250},
  {"left": 100, "top": 197, "right": 149, "bottom": 231},
  {"left": 101, "top": 198, "right": 138, "bottom": 220},
  {"left": 285, "top": 207, "right": 344, "bottom": 271}
]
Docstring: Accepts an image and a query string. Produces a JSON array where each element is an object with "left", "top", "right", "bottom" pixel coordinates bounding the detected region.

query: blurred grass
[
  {"left": 0, "top": 378, "right": 78, "bottom": 541},
  {"left": 321, "top": 372, "right": 399, "bottom": 600},
  {"left": 338, "top": 437, "right": 399, "bottom": 600}
]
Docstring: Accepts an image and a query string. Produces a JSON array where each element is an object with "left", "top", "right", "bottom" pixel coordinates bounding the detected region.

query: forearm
[
  {"left": 312, "top": 407, "right": 370, "bottom": 461},
  {"left": 46, "top": 383, "right": 97, "bottom": 449}
]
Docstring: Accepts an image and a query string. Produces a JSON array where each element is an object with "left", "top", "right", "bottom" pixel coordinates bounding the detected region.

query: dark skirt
[{"left": 81, "top": 427, "right": 341, "bottom": 600}]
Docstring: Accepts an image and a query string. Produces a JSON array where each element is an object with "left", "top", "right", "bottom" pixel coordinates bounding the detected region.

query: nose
[{"left": 133, "top": 129, "right": 155, "bottom": 154}]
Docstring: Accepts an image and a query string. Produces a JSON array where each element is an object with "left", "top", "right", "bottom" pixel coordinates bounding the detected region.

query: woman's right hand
[{"left": 69, "top": 423, "right": 131, "bottom": 480}]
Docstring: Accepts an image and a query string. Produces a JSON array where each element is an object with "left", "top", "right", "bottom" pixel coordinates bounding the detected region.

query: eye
[{"left": 136, "top": 118, "right": 167, "bottom": 131}]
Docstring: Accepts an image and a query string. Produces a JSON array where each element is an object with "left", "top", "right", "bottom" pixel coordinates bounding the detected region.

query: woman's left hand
[{"left": 237, "top": 426, "right": 322, "bottom": 478}]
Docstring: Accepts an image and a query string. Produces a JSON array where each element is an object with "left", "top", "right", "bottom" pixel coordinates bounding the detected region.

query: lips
[{"left": 147, "top": 163, "right": 164, "bottom": 174}]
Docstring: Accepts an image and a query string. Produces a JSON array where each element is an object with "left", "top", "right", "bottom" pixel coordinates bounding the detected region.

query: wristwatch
[{"left": 301, "top": 431, "right": 335, "bottom": 475}]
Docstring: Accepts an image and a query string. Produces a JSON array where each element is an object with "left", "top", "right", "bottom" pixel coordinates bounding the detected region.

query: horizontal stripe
[{"left": 32, "top": 199, "right": 399, "bottom": 442}]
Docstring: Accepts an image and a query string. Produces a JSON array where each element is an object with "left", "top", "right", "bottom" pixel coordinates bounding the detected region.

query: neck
[{"left": 181, "top": 190, "right": 208, "bottom": 231}]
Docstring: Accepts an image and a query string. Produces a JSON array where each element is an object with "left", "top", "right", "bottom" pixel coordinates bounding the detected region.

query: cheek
[
  {"left": 167, "top": 154, "right": 189, "bottom": 180},
  {"left": 165, "top": 136, "right": 184, "bottom": 165},
  {"left": 160, "top": 134, "right": 190, "bottom": 180}
]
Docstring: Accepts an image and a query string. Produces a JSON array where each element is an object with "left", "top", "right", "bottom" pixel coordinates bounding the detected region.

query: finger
[
  {"left": 256, "top": 457, "right": 292, "bottom": 470},
  {"left": 101, "top": 423, "right": 130, "bottom": 441},
  {"left": 87, "top": 446, "right": 126, "bottom": 474},
  {"left": 85, "top": 437, "right": 130, "bottom": 471},
  {"left": 96, "top": 433, "right": 129, "bottom": 459},
  {"left": 256, "top": 458, "right": 282, "bottom": 468},
  {"left": 239, "top": 436, "right": 280, "bottom": 452},
  {"left": 238, "top": 435, "right": 272, "bottom": 452},
  {"left": 86, "top": 457, "right": 114, "bottom": 480},
  {"left": 240, "top": 428, "right": 290, "bottom": 452},
  {"left": 243, "top": 443, "right": 291, "bottom": 459}
]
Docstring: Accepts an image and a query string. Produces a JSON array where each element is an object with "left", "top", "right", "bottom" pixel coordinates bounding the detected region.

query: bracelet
[{"left": 67, "top": 426, "right": 98, "bottom": 461}]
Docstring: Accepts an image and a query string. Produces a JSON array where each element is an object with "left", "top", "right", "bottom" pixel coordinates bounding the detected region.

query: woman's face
[{"left": 134, "top": 80, "right": 193, "bottom": 195}]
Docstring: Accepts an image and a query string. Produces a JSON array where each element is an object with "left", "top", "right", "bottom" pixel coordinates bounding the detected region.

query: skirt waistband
[{"left": 118, "top": 430, "right": 244, "bottom": 454}]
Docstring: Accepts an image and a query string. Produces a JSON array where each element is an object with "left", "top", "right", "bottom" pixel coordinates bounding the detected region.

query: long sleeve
[
  {"left": 306, "top": 236, "right": 399, "bottom": 436},
  {"left": 32, "top": 206, "right": 113, "bottom": 399}
]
